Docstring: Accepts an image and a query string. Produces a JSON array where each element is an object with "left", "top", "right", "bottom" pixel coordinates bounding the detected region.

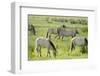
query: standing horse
[
  {"left": 46, "top": 28, "right": 58, "bottom": 38},
  {"left": 35, "top": 37, "right": 57, "bottom": 57},
  {"left": 28, "top": 24, "right": 36, "bottom": 35},
  {"left": 70, "top": 37, "right": 88, "bottom": 53},
  {"left": 46, "top": 25, "right": 66, "bottom": 38},
  {"left": 57, "top": 28, "right": 79, "bottom": 39}
]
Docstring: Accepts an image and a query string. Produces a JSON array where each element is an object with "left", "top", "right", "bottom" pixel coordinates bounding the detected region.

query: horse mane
[{"left": 48, "top": 40, "right": 56, "bottom": 52}]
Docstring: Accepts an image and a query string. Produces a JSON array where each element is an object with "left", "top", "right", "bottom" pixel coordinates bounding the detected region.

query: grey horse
[
  {"left": 46, "top": 25, "right": 66, "bottom": 39},
  {"left": 57, "top": 28, "right": 79, "bottom": 40},
  {"left": 70, "top": 37, "right": 88, "bottom": 53},
  {"left": 35, "top": 37, "right": 57, "bottom": 57}
]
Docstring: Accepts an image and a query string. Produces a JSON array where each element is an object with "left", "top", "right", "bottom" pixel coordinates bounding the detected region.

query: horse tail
[
  {"left": 84, "top": 38, "right": 88, "bottom": 53},
  {"left": 85, "top": 38, "right": 88, "bottom": 45},
  {"left": 48, "top": 40, "right": 57, "bottom": 57}
]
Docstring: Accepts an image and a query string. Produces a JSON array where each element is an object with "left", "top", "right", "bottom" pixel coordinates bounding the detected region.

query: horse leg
[
  {"left": 47, "top": 49, "right": 50, "bottom": 57},
  {"left": 36, "top": 47, "right": 39, "bottom": 57},
  {"left": 32, "top": 29, "right": 35, "bottom": 35},
  {"left": 70, "top": 42, "right": 74, "bottom": 52},
  {"left": 81, "top": 46, "right": 85, "bottom": 53},
  {"left": 84, "top": 45, "right": 88, "bottom": 53},
  {"left": 86, "top": 46, "right": 88, "bottom": 53},
  {"left": 86, "top": 45, "right": 88, "bottom": 51},
  {"left": 46, "top": 31, "right": 49, "bottom": 38},
  {"left": 73, "top": 44, "right": 75, "bottom": 51},
  {"left": 39, "top": 46, "right": 41, "bottom": 57},
  {"left": 49, "top": 34, "right": 51, "bottom": 39},
  {"left": 53, "top": 50, "right": 56, "bottom": 58},
  {"left": 61, "top": 36, "right": 64, "bottom": 40},
  {"left": 36, "top": 45, "right": 41, "bottom": 57},
  {"left": 70, "top": 42, "right": 72, "bottom": 52},
  {"left": 57, "top": 35, "right": 60, "bottom": 39}
]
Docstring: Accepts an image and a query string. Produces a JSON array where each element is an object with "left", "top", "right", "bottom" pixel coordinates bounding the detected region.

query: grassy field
[{"left": 28, "top": 15, "right": 88, "bottom": 61}]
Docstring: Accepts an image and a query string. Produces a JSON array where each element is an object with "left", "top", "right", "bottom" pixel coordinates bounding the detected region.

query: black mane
[{"left": 48, "top": 40, "right": 56, "bottom": 52}]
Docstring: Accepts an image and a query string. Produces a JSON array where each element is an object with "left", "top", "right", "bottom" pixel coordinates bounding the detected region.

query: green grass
[{"left": 28, "top": 15, "right": 88, "bottom": 61}]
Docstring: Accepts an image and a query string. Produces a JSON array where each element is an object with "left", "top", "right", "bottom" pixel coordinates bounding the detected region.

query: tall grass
[{"left": 28, "top": 15, "right": 88, "bottom": 60}]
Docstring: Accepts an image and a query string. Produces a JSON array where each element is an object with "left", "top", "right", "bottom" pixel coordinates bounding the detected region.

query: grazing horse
[
  {"left": 46, "top": 25, "right": 66, "bottom": 38},
  {"left": 57, "top": 28, "right": 79, "bottom": 39},
  {"left": 35, "top": 37, "right": 57, "bottom": 57},
  {"left": 28, "top": 24, "right": 36, "bottom": 35},
  {"left": 70, "top": 37, "right": 88, "bottom": 52}
]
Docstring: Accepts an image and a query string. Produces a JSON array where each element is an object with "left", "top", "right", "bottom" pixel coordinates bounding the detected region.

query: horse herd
[{"left": 28, "top": 24, "right": 88, "bottom": 58}]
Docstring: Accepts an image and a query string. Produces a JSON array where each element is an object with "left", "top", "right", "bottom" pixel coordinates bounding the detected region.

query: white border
[{"left": 11, "top": 2, "right": 97, "bottom": 74}]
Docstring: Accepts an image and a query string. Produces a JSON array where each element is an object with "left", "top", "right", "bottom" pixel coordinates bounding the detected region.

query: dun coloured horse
[
  {"left": 70, "top": 37, "right": 88, "bottom": 53},
  {"left": 46, "top": 25, "right": 66, "bottom": 39},
  {"left": 57, "top": 28, "right": 79, "bottom": 39},
  {"left": 35, "top": 37, "right": 57, "bottom": 57}
]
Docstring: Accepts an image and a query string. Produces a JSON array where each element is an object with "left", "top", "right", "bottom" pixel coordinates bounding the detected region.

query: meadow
[{"left": 28, "top": 15, "right": 88, "bottom": 61}]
